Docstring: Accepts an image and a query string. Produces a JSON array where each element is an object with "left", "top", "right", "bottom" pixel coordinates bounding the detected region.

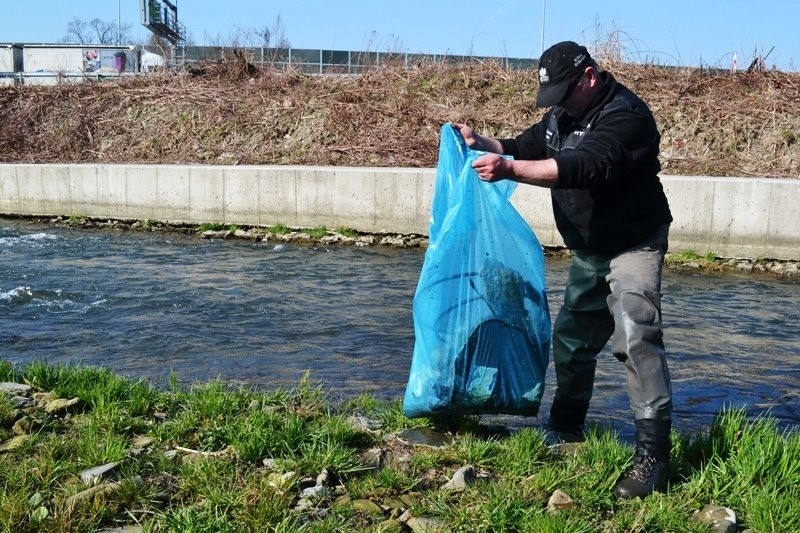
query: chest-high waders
[{"left": 549, "top": 224, "right": 673, "bottom": 498}]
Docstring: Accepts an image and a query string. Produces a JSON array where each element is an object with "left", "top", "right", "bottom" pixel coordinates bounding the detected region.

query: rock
[
  {"left": 0, "top": 434, "right": 31, "bottom": 452},
  {"left": 8, "top": 395, "right": 33, "bottom": 409},
  {"left": 383, "top": 449, "right": 414, "bottom": 471},
  {"left": 547, "top": 489, "right": 575, "bottom": 513},
  {"left": 293, "top": 498, "right": 314, "bottom": 512},
  {"left": 695, "top": 505, "right": 737, "bottom": 533},
  {"left": 332, "top": 494, "right": 352, "bottom": 508},
  {"left": 375, "top": 518, "right": 405, "bottom": 532},
  {"left": 315, "top": 467, "right": 334, "bottom": 486},
  {"left": 381, "top": 496, "right": 408, "bottom": 510},
  {"left": 351, "top": 498, "right": 384, "bottom": 515},
  {"left": 443, "top": 465, "right": 476, "bottom": 491},
  {"left": 769, "top": 262, "right": 786, "bottom": 275},
  {"left": 81, "top": 462, "right": 119, "bottom": 486},
  {"left": 550, "top": 441, "right": 584, "bottom": 456},
  {"left": 96, "top": 526, "right": 144, "bottom": 533},
  {"left": 359, "top": 447, "right": 385, "bottom": 469},
  {"left": 44, "top": 397, "right": 83, "bottom": 415},
  {"left": 0, "top": 382, "right": 32, "bottom": 396},
  {"left": 399, "top": 493, "right": 421, "bottom": 507},
  {"left": 130, "top": 436, "right": 154, "bottom": 448},
  {"left": 33, "top": 392, "right": 57, "bottom": 406},
  {"left": 13, "top": 416, "right": 38, "bottom": 435},
  {"left": 392, "top": 428, "right": 451, "bottom": 448},
  {"left": 267, "top": 471, "right": 296, "bottom": 489},
  {"left": 299, "top": 485, "right": 332, "bottom": 500},
  {"left": 200, "top": 230, "right": 227, "bottom": 239},
  {"left": 130, "top": 435, "right": 155, "bottom": 449},
  {"left": 380, "top": 236, "right": 406, "bottom": 247},
  {"left": 406, "top": 516, "right": 446, "bottom": 532},
  {"left": 347, "top": 415, "right": 383, "bottom": 432}
]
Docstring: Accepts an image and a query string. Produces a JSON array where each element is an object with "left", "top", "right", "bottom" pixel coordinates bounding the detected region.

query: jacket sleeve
[
  {"left": 554, "top": 107, "right": 660, "bottom": 189},
  {"left": 498, "top": 113, "right": 551, "bottom": 160}
]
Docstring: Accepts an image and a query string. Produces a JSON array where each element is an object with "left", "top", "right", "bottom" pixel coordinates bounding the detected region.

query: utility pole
[
  {"left": 540, "top": 0, "right": 546, "bottom": 54},
  {"left": 117, "top": 0, "right": 121, "bottom": 44}
]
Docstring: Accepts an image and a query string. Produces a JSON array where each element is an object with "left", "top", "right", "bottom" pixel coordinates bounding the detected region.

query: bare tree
[
  {"left": 62, "top": 17, "right": 134, "bottom": 45},
  {"left": 264, "top": 14, "right": 290, "bottom": 49}
]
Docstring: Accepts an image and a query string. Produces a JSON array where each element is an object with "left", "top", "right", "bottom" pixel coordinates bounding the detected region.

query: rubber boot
[
  {"left": 546, "top": 397, "right": 589, "bottom": 444},
  {"left": 613, "top": 419, "right": 671, "bottom": 499}
]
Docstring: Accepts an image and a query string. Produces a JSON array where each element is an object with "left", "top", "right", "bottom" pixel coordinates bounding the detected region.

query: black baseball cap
[{"left": 535, "top": 41, "right": 593, "bottom": 107}]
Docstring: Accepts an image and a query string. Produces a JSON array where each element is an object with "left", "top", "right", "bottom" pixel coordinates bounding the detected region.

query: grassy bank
[{"left": 1, "top": 360, "right": 798, "bottom": 532}]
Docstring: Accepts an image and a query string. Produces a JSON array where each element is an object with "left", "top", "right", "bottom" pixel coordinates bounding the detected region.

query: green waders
[{"left": 549, "top": 224, "right": 672, "bottom": 442}]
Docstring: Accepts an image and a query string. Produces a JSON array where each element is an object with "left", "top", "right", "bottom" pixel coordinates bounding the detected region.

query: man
[{"left": 454, "top": 41, "right": 673, "bottom": 499}]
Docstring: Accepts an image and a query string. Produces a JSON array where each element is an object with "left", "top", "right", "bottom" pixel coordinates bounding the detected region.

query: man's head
[{"left": 535, "top": 41, "right": 596, "bottom": 109}]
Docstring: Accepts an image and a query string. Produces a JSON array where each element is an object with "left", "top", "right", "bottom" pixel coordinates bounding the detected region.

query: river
[{"left": 2, "top": 217, "right": 798, "bottom": 439}]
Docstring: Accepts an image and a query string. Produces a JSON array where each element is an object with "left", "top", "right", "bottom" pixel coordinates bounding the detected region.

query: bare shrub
[{"left": 1, "top": 59, "right": 798, "bottom": 177}]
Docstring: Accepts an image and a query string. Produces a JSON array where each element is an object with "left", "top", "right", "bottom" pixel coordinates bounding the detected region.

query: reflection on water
[{"left": 1, "top": 218, "right": 798, "bottom": 439}]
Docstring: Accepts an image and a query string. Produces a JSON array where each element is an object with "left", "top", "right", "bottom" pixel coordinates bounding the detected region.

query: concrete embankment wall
[{"left": 1, "top": 163, "right": 798, "bottom": 260}]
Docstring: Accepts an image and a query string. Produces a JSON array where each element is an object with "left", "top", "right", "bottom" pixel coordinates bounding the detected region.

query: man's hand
[
  {"left": 472, "top": 154, "right": 512, "bottom": 182},
  {"left": 452, "top": 122, "right": 479, "bottom": 148}
]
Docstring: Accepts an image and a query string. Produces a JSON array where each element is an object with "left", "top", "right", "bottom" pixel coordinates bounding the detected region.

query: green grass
[
  {"left": 197, "top": 222, "right": 226, "bottom": 232},
  {"left": 1, "top": 360, "right": 798, "bottom": 532},
  {"left": 267, "top": 223, "right": 291, "bottom": 235},
  {"left": 336, "top": 226, "right": 359, "bottom": 238},
  {"left": 666, "top": 249, "right": 719, "bottom": 267},
  {"left": 305, "top": 225, "right": 329, "bottom": 239}
]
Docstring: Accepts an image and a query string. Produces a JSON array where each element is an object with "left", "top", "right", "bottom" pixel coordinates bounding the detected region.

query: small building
[
  {"left": 0, "top": 43, "right": 139, "bottom": 85},
  {"left": 0, "top": 43, "right": 23, "bottom": 86}
]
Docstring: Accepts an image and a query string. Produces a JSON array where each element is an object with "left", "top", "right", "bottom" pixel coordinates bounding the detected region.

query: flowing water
[{"left": 2, "top": 217, "right": 798, "bottom": 439}]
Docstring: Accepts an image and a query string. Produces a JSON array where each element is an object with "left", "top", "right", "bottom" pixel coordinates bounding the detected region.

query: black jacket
[{"left": 499, "top": 72, "right": 672, "bottom": 255}]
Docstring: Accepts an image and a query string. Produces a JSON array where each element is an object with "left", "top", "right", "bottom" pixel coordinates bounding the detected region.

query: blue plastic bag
[{"left": 402, "top": 124, "right": 551, "bottom": 418}]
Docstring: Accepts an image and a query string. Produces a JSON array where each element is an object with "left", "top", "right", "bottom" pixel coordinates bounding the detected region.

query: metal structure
[{"left": 140, "top": 0, "right": 185, "bottom": 44}]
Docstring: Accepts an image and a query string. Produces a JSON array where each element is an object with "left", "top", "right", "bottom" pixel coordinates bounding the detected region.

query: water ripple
[{"left": 1, "top": 218, "right": 798, "bottom": 437}]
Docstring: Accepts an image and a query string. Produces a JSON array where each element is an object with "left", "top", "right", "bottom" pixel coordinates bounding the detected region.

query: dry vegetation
[{"left": 1, "top": 57, "right": 799, "bottom": 178}]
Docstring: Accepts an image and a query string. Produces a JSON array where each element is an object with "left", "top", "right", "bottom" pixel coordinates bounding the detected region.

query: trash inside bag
[{"left": 402, "top": 124, "right": 551, "bottom": 418}]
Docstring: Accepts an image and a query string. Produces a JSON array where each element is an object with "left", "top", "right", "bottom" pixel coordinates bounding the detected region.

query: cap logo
[
  {"left": 573, "top": 53, "right": 586, "bottom": 67},
  {"left": 539, "top": 67, "right": 549, "bottom": 83}
]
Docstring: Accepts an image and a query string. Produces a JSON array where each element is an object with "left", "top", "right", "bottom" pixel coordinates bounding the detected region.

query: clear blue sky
[{"left": 1, "top": 0, "right": 797, "bottom": 71}]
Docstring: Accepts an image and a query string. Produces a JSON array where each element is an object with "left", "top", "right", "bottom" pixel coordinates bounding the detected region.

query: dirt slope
[{"left": 1, "top": 60, "right": 798, "bottom": 178}]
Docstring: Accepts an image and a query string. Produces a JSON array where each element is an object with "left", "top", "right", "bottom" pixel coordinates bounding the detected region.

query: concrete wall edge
[{"left": 1, "top": 163, "right": 798, "bottom": 260}]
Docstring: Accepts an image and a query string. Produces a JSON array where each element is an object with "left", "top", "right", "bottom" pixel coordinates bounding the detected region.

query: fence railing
[{"left": 156, "top": 45, "right": 538, "bottom": 74}]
